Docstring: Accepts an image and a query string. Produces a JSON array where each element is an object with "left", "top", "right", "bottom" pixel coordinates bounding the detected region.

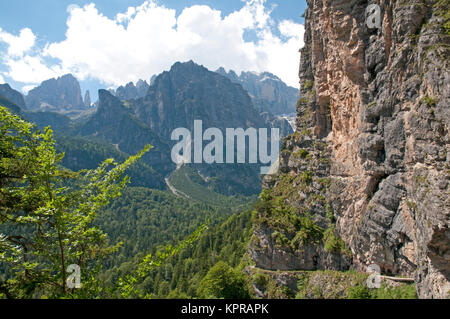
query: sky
[{"left": 0, "top": 0, "right": 307, "bottom": 101}]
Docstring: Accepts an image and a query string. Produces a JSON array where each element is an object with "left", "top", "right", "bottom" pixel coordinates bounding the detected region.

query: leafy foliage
[
  {"left": 97, "top": 187, "right": 232, "bottom": 265},
  {"left": 117, "top": 224, "right": 208, "bottom": 299},
  {"left": 196, "top": 261, "right": 251, "bottom": 299},
  {"left": 100, "top": 210, "right": 253, "bottom": 298},
  {"left": 55, "top": 136, "right": 165, "bottom": 189},
  {"left": 0, "top": 106, "right": 150, "bottom": 298},
  {"left": 370, "top": 283, "right": 418, "bottom": 299}
]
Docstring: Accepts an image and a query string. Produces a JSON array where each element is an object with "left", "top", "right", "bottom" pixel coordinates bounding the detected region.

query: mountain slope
[
  {"left": 0, "top": 93, "right": 21, "bottom": 114},
  {"left": 25, "top": 74, "right": 86, "bottom": 112},
  {"left": 126, "top": 61, "right": 289, "bottom": 195},
  {"left": 56, "top": 136, "right": 166, "bottom": 189},
  {"left": 167, "top": 165, "right": 257, "bottom": 206},
  {"left": 216, "top": 68, "right": 299, "bottom": 116},
  {"left": 132, "top": 61, "right": 269, "bottom": 139},
  {"left": 77, "top": 89, "right": 174, "bottom": 179},
  {"left": 0, "top": 84, "right": 26, "bottom": 109},
  {"left": 23, "top": 111, "right": 73, "bottom": 134},
  {"left": 100, "top": 206, "right": 254, "bottom": 298}
]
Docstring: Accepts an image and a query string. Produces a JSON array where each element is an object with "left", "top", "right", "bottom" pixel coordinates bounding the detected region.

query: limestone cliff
[
  {"left": 250, "top": 0, "right": 449, "bottom": 299},
  {"left": 25, "top": 74, "right": 85, "bottom": 111},
  {"left": 113, "top": 80, "right": 150, "bottom": 101}
]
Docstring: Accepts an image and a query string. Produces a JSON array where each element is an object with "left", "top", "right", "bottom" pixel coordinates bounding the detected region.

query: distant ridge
[{"left": 216, "top": 67, "right": 299, "bottom": 116}]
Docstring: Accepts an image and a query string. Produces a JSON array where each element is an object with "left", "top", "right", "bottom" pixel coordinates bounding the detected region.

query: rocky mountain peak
[
  {"left": 134, "top": 61, "right": 267, "bottom": 140},
  {"left": 25, "top": 73, "right": 85, "bottom": 111},
  {"left": 0, "top": 83, "right": 26, "bottom": 109},
  {"left": 135, "top": 79, "right": 150, "bottom": 96},
  {"left": 97, "top": 89, "right": 122, "bottom": 112},
  {"left": 112, "top": 79, "right": 150, "bottom": 101},
  {"left": 216, "top": 68, "right": 298, "bottom": 116},
  {"left": 84, "top": 90, "right": 91, "bottom": 107}
]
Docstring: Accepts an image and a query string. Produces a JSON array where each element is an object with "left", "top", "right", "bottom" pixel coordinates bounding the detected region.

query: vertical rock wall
[{"left": 251, "top": 0, "right": 449, "bottom": 298}]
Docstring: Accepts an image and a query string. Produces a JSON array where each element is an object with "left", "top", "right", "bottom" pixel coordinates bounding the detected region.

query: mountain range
[
  {"left": 0, "top": 61, "right": 294, "bottom": 197},
  {"left": 109, "top": 79, "right": 150, "bottom": 101},
  {"left": 25, "top": 74, "right": 91, "bottom": 114},
  {"left": 1, "top": 0, "right": 447, "bottom": 300},
  {"left": 216, "top": 67, "right": 299, "bottom": 116}
]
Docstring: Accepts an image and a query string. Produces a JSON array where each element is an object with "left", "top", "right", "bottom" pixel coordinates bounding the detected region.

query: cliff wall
[{"left": 250, "top": 0, "right": 449, "bottom": 298}]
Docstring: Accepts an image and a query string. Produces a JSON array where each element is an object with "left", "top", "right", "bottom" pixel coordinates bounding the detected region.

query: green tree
[
  {"left": 0, "top": 106, "right": 150, "bottom": 298},
  {"left": 197, "top": 261, "right": 251, "bottom": 299},
  {"left": 117, "top": 224, "right": 207, "bottom": 299}
]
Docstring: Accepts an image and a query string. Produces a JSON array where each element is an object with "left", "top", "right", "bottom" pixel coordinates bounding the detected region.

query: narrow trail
[
  {"left": 251, "top": 267, "right": 415, "bottom": 283},
  {"left": 165, "top": 177, "right": 191, "bottom": 200}
]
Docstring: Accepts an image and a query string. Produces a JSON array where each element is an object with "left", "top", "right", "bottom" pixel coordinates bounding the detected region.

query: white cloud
[
  {"left": 0, "top": 27, "right": 36, "bottom": 57},
  {"left": 4, "top": 55, "right": 64, "bottom": 83},
  {"left": 116, "top": 6, "right": 137, "bottom": 23},
  {"left": 0, "top": 73, "right": 4, "bottom": 84},
  {"left": 66, "top": 4, "right": 80, "bottom": 14},
  {"left": 1, "top": 0, "right": 305, "bottom": 88},
  {"left": 0, "top": 27, "right": 65, "bottom": 85},
  {"left": 21, "top": 84, "right": 37, "bottom": 94}
]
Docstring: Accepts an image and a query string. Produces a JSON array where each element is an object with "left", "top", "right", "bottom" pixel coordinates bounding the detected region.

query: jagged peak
[
  {"left": 58, "top": 73, "right": 78, "bottom": 81},
  {"left": 136, "top": 79, "right": 148, "bottom": 86},
  {"left": 216, "top": 68, "right": 283, "bottom": 84},
  {"left": 98, "top": 88, "right": 117, "bottom": 101},
  {"left": 0, "top": 83, "right": 12, "bottom": 89},
  {"left": 28, "top": 73, "right": 81, "bottom": 92},
  {"left": 169, "top": 60, "right": 207, "bottom": 73}
]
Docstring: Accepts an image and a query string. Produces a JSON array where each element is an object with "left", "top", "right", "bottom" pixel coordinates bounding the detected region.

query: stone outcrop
[
  {"left": 84, "top": 90, "right": 91, "bottom": 107},
  {"left": 251, "top": 0, "right": 449, "bottom": 299},
  {"left": 112, "top": 79, "right": 150, "bottom": 101},
  {"left": 25, "top": 74, "right": 85, "bottom": 111}
]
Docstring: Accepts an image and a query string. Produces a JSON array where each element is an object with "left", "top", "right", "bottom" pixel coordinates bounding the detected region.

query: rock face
[
  {"left": 216, "top": 68, "right": 299, "bottom": 116},
  {"left": 136, "top": 79, "right": 150, "bottom": 97},
  {"left": 260, "top": 112, "right": 294, "bottom": 138},
  {"left": 0, "top": 84, "right": 26, "bottom": 109},
  {"left": 77, "top": 90, "right": 173, "bottom": 181},
  {"left": 113, "top": 79, "right": 150, "bottom": 101},
  {"left": 134, "top": 61, "right": 269, "bottom": 139},
  {"left": 128, "top": 61, "right": 291, "bottom": 196},
  {"left": 25, "top": 74, "right": 85, "bottom": 111},
  {"left": 84, "top": 90, "right": 91, "bottom": 107},
  {"left": 251, "top": 0, "right": 449, "bottom": 299}
]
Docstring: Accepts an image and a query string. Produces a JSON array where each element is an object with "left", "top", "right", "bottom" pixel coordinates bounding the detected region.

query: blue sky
[{"left": 0, "top": 0, "right": 307, "bottom": 100}]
